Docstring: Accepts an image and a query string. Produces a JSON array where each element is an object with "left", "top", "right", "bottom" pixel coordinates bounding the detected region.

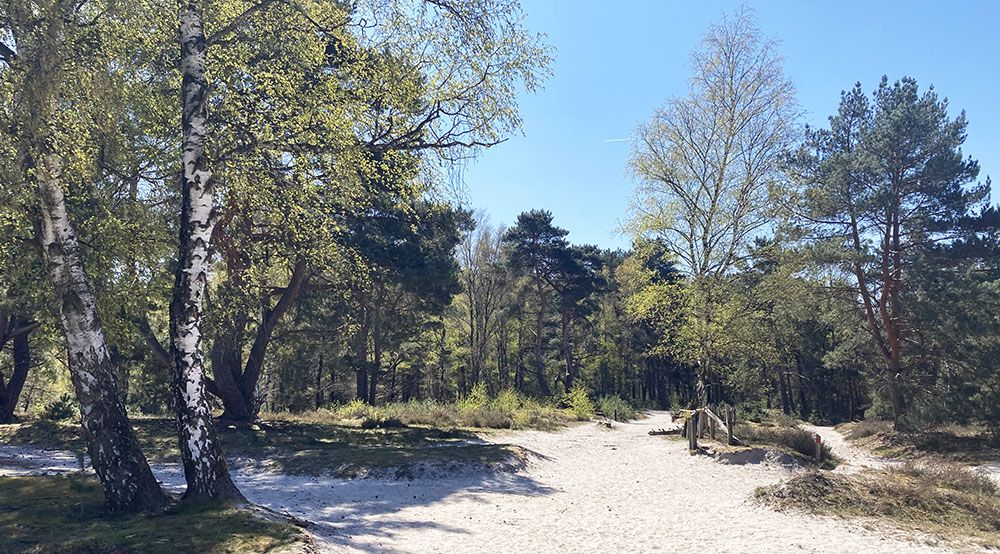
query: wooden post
[
  {"left": 708, "top": 403, "right": 717, "bottom": 440},
  {"left": 813, "top": 433, "right": 822, "bottom": 463},
  {"left": 725, "top": 405, "right": 734, "bottom": 446},
  {"left": 688, "top": 412, "right": 698, "bottom": 453}
]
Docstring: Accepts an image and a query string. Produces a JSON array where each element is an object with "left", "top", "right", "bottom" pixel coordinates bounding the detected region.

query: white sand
[
  {"left": 800, "top": 423, "right": 891, "bottom": 473},
  {"left": 0, "top": 413, "right": 970, "bottom": 552}
]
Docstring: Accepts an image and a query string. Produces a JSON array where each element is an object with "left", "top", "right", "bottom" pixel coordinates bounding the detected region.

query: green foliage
[
  {"left": 563, "top": 386, "right": 595, "bottom": 421},
  {"left": 597, "top": 395, "right": 638, "bottom": 422},
  {"left": 458, "top": 383, "right": 490, "bottom": 413},
  {"left": 39, "top": 394, "right": 77, "bottom": 422}
]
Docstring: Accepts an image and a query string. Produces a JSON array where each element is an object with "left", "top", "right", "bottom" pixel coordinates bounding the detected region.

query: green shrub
[
  {"left": 458, "top": 383, "right": 489, "bottom": 413},
  {"left": 40, "top": 394, "right": 77, "bottom": 422},
  {"left": 336, "top": 399, "right": 369, "bottom": 419},
  {"left": 597, "top": 395, "right": 637, "bottom": 422},
  {"left": 491, "top": 388, "right": 524, "bottom": 414},
  {"left": 563, "top": 386, "right": 595, "bottom": 421}
]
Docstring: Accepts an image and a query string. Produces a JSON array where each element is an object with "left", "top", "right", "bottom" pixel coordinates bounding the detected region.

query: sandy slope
[
  {"left": 1, "top": 413, "right": 964, "bottom": 553},
  {"left": 800, "top": 423, "right": 892, "bottom": 473}
]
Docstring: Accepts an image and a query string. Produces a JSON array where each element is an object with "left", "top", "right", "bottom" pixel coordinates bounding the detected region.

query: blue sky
[{"left": 460, "top": 0, "right": 1000, "bottom": 250}]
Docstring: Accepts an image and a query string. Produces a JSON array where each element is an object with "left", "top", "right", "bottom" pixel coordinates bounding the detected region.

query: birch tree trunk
[
  {"left": 36, "top": 153, "right": 168, "bottom": 511},
  {"left": 169, "top": 2, "right": 244, "bottom": 503},
  {"left": 18, "top": 1, "right": 168, "bottom": 512}
]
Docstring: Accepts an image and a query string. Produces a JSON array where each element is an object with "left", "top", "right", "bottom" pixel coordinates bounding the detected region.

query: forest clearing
[
  {"left": 5, "top": 410, "right": 995, "bottom": 553},
  {"left": 1, "top": 0, "right": 999, "bottom": 552}
]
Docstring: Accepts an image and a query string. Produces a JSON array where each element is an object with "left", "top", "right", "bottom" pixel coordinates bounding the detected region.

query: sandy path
[
  {"left": 1, "top": 413, "right": 960, "bottom": 553},
  {"left": 800, "top": 423, "right": 891, "bottom": 473},
  {"left": 280, "top": 413, "right": 950, "bottom": 553}
]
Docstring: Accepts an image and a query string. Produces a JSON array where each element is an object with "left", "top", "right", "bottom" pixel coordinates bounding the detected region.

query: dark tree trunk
[
  {"left": 560, "top": 308, "right": 575, "bottom": 391},
  {"left": 533, "top": 280, "right": 551, "bottom": 396},
  {"left": 170, "top": 3, "right": 244, "bottom": 503},
  {"left": 355, "top": 314, "right": 370, "bottom": 402},
  {"left": 314, "top": 353, "right": 324, "bottom": 409},
  {"left": 0, "top": 319, "right": 35, "bottom": 424},
  {"left": 778, "top": 367, "right": 791, "bottom": 415}
]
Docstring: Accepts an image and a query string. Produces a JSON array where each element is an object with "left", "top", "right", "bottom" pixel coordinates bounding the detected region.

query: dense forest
[{"left": 1, "top": 0, "right": 998, "bottom": 515}]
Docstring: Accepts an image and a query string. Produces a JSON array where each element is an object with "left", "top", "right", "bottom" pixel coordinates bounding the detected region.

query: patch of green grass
[
  {"left": 756, "top": 462, "right": 1000, "bottom": 549},
  {"left": 0, "top": 418, "right": 529, "bottom": 477},
  {"left": 0, "top": 475, "right": 304, "bottom": 554}
]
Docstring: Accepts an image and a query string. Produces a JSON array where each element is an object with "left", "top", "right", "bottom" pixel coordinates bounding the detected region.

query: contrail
[{"left": 603, "top": 138, "right": 628, "bottom": 143}]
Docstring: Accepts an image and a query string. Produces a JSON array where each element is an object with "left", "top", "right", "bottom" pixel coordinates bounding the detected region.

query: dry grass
[
  {"left": 837, "top": 419, "right": 1000, "bottom": 464},
  {"left": 735, "top": 422, "right": 833, "bottom": 463},
  {"left": 757, "top": 461, "right": 1000, "bottom": 548}
]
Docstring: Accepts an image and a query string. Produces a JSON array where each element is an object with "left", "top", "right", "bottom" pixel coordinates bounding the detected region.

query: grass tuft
[
  {"left": 735, "top": 423, "right": 832, "bottom": 461},
  {"left": 757, "top": 462, "right": 1000, "bottom": 548}
]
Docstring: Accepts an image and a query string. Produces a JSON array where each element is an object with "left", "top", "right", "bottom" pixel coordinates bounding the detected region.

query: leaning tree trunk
[
  {"left": 169, "top": 3, "right": 244, "bottom": 503},
  {"left": 36, "top": 152, "right": 168, "bottom": 511},
  {"left": 22, "top": 4, "right": 167, "bottom": 511},
  {"left": 0, "top": 316, "right": 38, "bottom": 424}
]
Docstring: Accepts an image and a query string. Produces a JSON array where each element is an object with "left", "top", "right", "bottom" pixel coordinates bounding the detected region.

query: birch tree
[
  {"left": 628, "top": 9, "right": 796, "bottom": 404},
  {"left": 1, "top": 0, "right": 168, "bottom": 511}
]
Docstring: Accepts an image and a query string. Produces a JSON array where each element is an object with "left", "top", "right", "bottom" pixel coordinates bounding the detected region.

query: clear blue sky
[{"left": 461, "top": 0, "right": 1000, "bottom": 250}]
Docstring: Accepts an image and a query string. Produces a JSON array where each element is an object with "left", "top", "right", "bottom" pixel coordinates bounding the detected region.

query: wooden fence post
[
  {"left": 688, "top": 411, "right": 698, "bottom": 453},
  {"left": 814, "top": 433, "right": 822, "bottom": 463},
  {"left": 725, "top": 405, "right": 734, "bottom": 446},
  {"left": 708, "top": 403, "right": 717, "bottom": 440}
]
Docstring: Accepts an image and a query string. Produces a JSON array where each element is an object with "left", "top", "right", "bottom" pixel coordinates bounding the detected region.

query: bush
[
  {"left": 845, "top": 419, "right": 892, "bottom": 440},
  {"left": 458, "top": 383, "right": 489, "bottom": 413},
  {"left": 360, "top": 416, "right": 407, "bottom": 430},
  {"left": 336, "top": 399, "right": 370, "bottom": 420},
  {"left": 40, "top": 394, "right": 77, "bottom": 422},
  {"left": 597, "top": 395, "right": 637, "bottom": 422},
  {"left": 491, "top": 388, "right": 524, "bottom": 415},
  {"left": 563, "top": 386, "right": 595, "bottom": 421}
]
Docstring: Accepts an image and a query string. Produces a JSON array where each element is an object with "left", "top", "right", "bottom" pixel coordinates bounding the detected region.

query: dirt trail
[
  {"left": 1, "top": 413, "right": 960, "bottom": 553},
  {"left": 800, "top": 423, "right": 892, "bottom": 473}
]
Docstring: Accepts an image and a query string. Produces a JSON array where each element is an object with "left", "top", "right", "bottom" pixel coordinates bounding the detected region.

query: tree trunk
[
  {"left": 36, "top": 149, "right": 167, "bottom": 512},
  {"left": 22, "top": 4, "right": 167, "bottom": 510},
  {"left": 169, "top": 3, "right": 244, "bottom": 503},
  {"left": 355, "top": 313, "right": 370, "bottom": 402},
  {"left": 560, "top": 308, "right": 574, "bottom": 391},
  {"left": 0, "top": 321, "right": 33, "bottom": 424},
  {"left": 533, "top": 280, "right": 551, "bottom": 396}
]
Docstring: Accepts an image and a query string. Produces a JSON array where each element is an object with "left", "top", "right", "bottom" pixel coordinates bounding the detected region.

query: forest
[{"left": 1, "top": 1, "right": 999, "bottom": 552}]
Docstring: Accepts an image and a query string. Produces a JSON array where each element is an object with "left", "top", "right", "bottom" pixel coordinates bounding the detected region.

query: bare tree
[{"left": 628, "top": 9, "right": 797, "bottom": 404}]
